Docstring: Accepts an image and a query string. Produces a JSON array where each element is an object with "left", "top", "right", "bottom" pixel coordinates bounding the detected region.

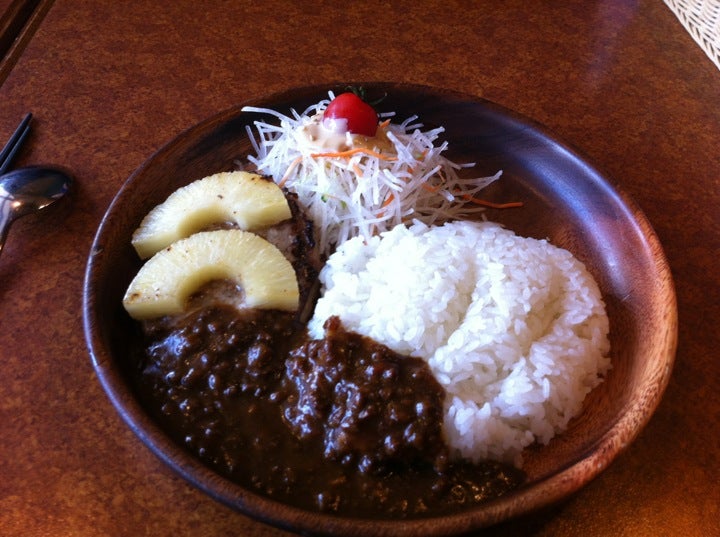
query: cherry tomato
[{"left": 322, "top": 92, "right": 378, "bottom": 137}]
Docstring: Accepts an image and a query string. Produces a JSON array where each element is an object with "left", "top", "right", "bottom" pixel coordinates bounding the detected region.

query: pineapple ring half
[
  {"left": 131, "top": 171, "right": 291, "bottom": 259},
  {"left": 122, "top": 229, "right": 299, "bottom": 320}
]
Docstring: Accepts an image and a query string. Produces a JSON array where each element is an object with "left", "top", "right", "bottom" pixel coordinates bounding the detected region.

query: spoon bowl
[{"left": 0, "top": 165, "right": 72, "bottom": 255}]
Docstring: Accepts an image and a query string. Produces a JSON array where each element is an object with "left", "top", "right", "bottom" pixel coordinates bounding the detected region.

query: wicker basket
[{"left": 664, "top": 0, "right": 720, "bottom": 70}]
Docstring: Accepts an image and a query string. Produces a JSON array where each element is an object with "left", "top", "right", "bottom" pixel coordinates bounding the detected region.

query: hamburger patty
[{"left": 150, "top": 188, "right": 322, "bottom": 323}]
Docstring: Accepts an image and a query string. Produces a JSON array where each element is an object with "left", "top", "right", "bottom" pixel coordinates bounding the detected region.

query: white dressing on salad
[{"left": 296, "top": 113, "right": 395, "bottom": 154}]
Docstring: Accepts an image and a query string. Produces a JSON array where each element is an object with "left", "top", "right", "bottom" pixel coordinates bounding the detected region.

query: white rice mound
[{"left": 308, "top": 220, "right": 611, "bottom": 465}]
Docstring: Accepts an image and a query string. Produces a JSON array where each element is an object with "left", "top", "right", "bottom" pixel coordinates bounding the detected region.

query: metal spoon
[{"left": 0, "top": 165, "right": 72, "bottom": 257}]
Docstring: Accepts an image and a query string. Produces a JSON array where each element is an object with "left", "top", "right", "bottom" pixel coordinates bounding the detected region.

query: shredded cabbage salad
[{"left": 242, "top": 92, "right": 507, "bottom": 255}]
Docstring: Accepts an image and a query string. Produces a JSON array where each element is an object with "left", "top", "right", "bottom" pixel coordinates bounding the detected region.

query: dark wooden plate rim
[{"left": 83, "top": 82, "right": 677, "bottom": 536}]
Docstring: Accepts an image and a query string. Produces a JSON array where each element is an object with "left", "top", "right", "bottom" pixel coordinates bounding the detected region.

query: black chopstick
[{"left": 0, "top": 113, "right": 32, "bottom": 174}]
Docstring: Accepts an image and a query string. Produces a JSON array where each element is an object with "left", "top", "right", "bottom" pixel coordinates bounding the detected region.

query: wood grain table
[{"left": 1, "top": 1, "right": 718, "bottom": 536}]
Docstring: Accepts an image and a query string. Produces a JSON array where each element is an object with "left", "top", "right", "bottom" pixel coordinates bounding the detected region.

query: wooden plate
[{"left": 83, "top": 83, "right": 677, "bottom": 536}]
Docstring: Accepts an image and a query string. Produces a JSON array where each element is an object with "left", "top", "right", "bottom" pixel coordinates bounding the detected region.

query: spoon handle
[
  {"left": 0, "top": 113, "right": 32, "bottom": 175},
  {"left": 0, "top": 197, "right": 14, "bottom": 257}
]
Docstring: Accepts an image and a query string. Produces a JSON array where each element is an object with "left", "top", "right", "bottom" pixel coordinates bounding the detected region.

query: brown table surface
[{"left": 1, "top": 1, "right": 718, "bottom": 535}]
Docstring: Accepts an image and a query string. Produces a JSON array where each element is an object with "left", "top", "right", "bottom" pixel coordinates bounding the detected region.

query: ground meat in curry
[{"left": 133, "top": 301, "right": 524, "bottom": 519}]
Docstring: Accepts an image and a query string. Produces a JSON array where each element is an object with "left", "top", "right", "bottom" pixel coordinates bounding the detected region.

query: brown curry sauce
[{"left": 132, "top": 299, "right": 524, "bottom": 519}]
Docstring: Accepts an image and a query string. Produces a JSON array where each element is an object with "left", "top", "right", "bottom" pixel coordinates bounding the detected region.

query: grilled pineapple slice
[
  {"left": 122, "top": 229, "right": 299, "bottom": 320},
  {"left": 131, "top": 171, "right": 291, "bottom": 259}
]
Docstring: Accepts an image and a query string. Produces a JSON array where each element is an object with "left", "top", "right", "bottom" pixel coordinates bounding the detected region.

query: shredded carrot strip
[
  {"left": 310, "top": 148, "right": 398, "bottom": 161},
  {"left": 421, "top": 183, "right": 442, "bottom": 193},
  {"left": 458, "top": 193, "right": 524, "bottom": 209},
  {"left": 278, "top": 156, "right": 302, "bottom": 188},
  {"left": 421, "top": 183, "right": 522, "bottom": 208},
  {"left": 352, "top": 163, "right": 363, "bottom": 177},
  {"left": 379, "top": 119, "right": 391, "bottom": 128},
  {"left": 381, "top": 193, "right": 395, "bottom": 208},
  {"left": 375, "top": 193, "right": 396, "bottom": 219}
]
